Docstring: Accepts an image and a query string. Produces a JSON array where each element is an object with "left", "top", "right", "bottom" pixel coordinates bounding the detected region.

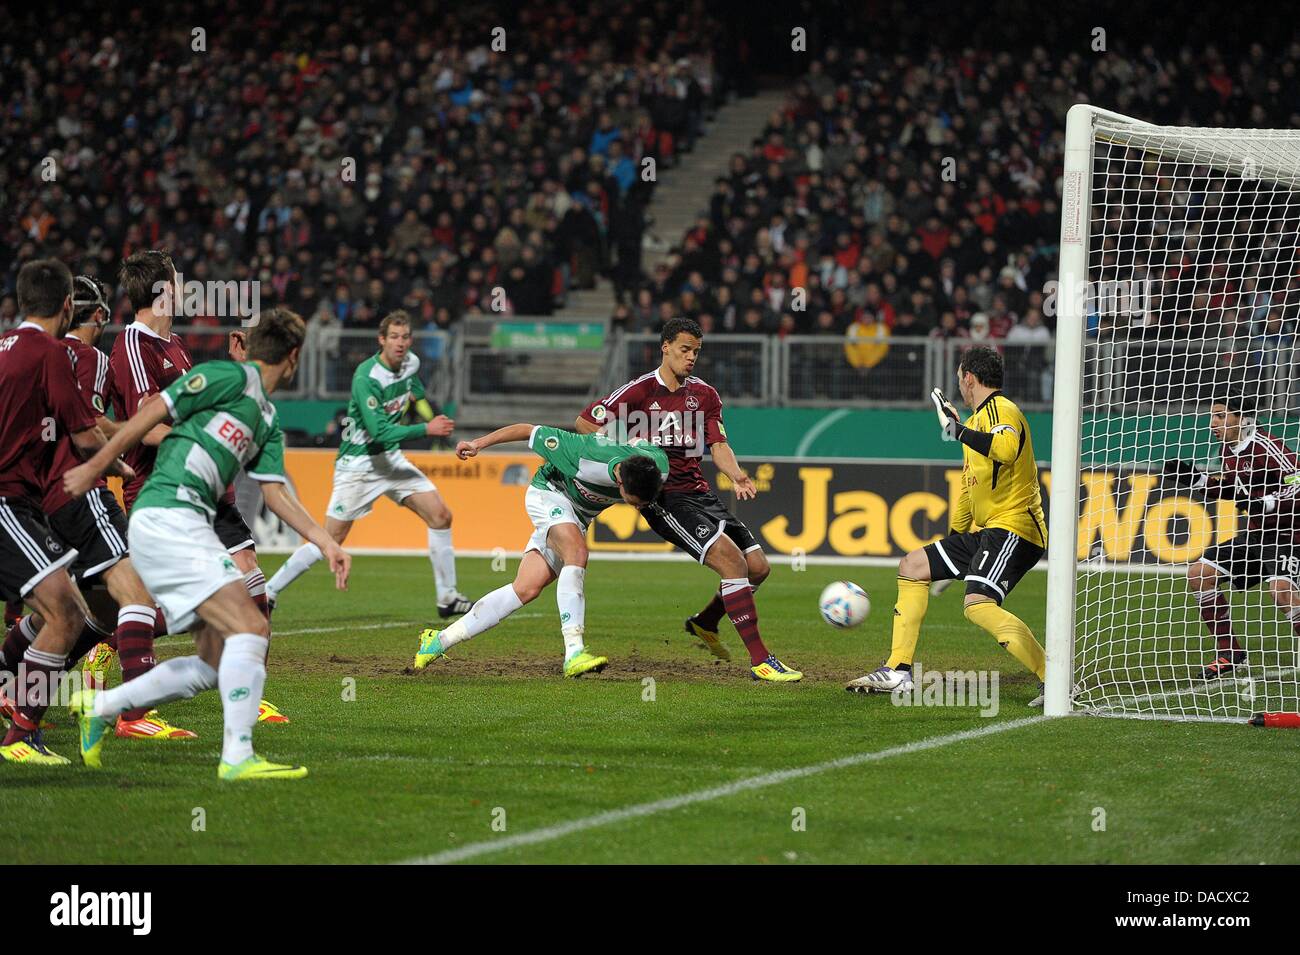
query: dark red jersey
[
  {"left": 109, "top": 321, "right": 193, "bottom": 509},
  {"left": 580, "top": 368, "right": 726, "bottom": 494},
  {"left": 43, "top": 335, "right": 111, "bottom": 514},
  {"left": 0, "top": 324, "right": 96, "bottom": 503},
  {"left": 1221, "top": 427, "right": 1300, "bottom": 540}
]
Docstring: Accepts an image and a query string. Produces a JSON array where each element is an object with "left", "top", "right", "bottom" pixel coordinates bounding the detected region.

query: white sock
[
  {"left": 93, "top": 656, "right": 218, "bottom": 718},
  {"left": 266, "top": 543, "right": 322, "bottom": 597},
  {"left": 428, "top": 527, "right": 457, "bottom": 602},
  {"left": 557, "top": 565, "right": 587, "bottom": 659},
  {"left": 218, "top": 633, "right": 268, "bottom": 765},
  {"left": 439, "top": 584, "right": 523, "bottom": 650}
]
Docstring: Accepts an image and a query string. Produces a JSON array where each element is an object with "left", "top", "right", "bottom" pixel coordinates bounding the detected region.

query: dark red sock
[
  {"left": 720, "top": 578, "right": 769, "bottom": 665},
  {"left": 693, "top": 590, "right": 727, "bottom": 631},
  {"left": 1196, "top": 589, "right": 1240, "bottom": 652},
  {"left": 117, "top": 605, "right": 159, "bottom": 722},
  {"left": 4, "top": 600, "right": 22, "bottom": 628},
  {"left": 2, "top": 646, "right": 65, "bottom": 746},
  {"left": 152, "top": 607, "right": 167, "bottom": 639},
  {"left": 0, "top": 615, "right": 37, "bottom": 675}
]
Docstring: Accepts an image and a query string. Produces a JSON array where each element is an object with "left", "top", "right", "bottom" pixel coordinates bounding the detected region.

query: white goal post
[{"left": 1045, "top": 104, "right": 1300, "bottom": 721}]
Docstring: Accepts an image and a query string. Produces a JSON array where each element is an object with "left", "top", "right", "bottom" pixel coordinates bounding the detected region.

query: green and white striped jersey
[
  {"left": 337, "top": 351, "right": 427, "bottom": 467},
  {"left": 528, "top": 426, "right": 668, "bottom": 520},
  {"left": 136, "top": 360, "right": 286, "bottom": 517}
]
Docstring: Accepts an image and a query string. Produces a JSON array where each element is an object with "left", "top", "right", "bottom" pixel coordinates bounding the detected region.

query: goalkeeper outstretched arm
[{"left": 931, "top": 387, "right": 1018, "bottom": 462}]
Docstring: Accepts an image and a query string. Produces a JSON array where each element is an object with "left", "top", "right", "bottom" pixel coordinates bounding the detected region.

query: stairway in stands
[{"left": 455, "top": 89, "right": 788, "bottom": 431}]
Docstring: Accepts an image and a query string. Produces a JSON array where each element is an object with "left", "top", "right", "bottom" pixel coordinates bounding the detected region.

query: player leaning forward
[
  {"left": 577, "top": 317, "right": 802, "bottom": 681},
  {"left": 414, "top": 424, "right": 666, "bottom": 675},
  {"left": 266, "top": 310, "right": 471, "bottom": 617},
  {"left": 1162, "top": 388, "right": 1300, "bottom": 680},
  {"left": 65, "top": 309, "right": 351, "bottom": 781},
  {"left": 847, "top": 346, "right": 1048, "bottom": 700}
]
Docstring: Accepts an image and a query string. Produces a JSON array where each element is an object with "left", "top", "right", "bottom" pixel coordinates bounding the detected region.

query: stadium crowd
[
  {"left": 2, "top": 0, "right": 732, "bottom": 342},
  {"left": 620, "top": 35, "right": 1300, "bottom": 403},
  {"left": 4, "top": 2, "right": 1300, "bottom": 409}
]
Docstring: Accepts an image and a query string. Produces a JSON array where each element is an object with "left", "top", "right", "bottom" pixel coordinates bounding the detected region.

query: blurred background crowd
[{"left": 4, "top": 0, "right": 1299, "bottom": 411}]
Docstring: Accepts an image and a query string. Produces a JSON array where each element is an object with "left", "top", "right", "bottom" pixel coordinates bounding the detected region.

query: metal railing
[
  {"left": 610, "top": 333, "right": 775, "bottom": 405},
  {"left": 98, "top": 323, "right": 311, "bottom": 398},
  {"left": 313, "top": 328, "right": 453, "bottom": 406},
  {"left": 89, "top": 323, "right": 1300, "bottom": 417}
]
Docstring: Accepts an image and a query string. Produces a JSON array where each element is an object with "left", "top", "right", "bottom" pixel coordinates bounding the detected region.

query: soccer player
[
  {"left": 0, "top": 260, "right": 132, "bottom": 764},
  {"left": 1162, "top": 389, "right": 1300, "bottom": 680},
  {"left": 65, "top": 308, "right": 350, "bottom": 780},
  {"left": 575, "top": 317, "right": 802, "bottom": 682},
  {"left": 413, "top": 423, "right": 667, "bottom": 675},
  {"left": 846, "top": 346, "right": 1048, "bottom": 700},
  {"left": 265, "top": 310, "right": 472, "bottom": 616},
  {"left": 1, "top": 275, "right": 196, "bottom": 739},
  {"left": 110, "top": 250, "right": 288, "bottom": 723}
]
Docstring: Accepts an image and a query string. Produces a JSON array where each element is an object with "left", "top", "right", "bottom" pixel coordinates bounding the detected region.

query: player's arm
[
  {"left": 261, "top": 483, "right": 350, "bottom": 590},
  {"left": 138, "top": 393, "right": 173, "bottom": 446},
  {"left": 950, "top": 482, "right": 974, "bottom": 534},
  {"left": 576, "top": 388, "right": 625, "bottom": 435},
  {"left": 710, "top": 441, "right": 756, "bottom": 501},
  {"left": 1240, "top": 442, "right": 1300, "bottom": 519},
  {"left": 63, "top": 397, "right": 170, "bottom": 497},
  {"left": 702, "top": 392, "right": 754, "bottom": 499},
  {"left": 456, "top": 423, "right": 534, "bottom": 459},
  {"left": 353, "top": 375, "right": 450, "bottom": 441},
  {"left": 1160, "top": 460, "right": 1236, "bottom": 498},
  {"left": 932, "top": 391, "right": 1020, "bottom": 462}
]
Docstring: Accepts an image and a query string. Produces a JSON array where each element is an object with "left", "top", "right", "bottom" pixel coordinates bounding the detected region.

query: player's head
[
  {"left": 660, "top": 317, "right": 703, "bottom": 380},
  {"left": 71, "top": 275, "right": 113, "bottom": 344},
  {"left": 246, "top": 307, "right": 307, "bottom": 388},
  {"left": 956, "top": 345, "right": 1003, "bottom": 407},
  {"left": 17, "top": 258, "right": 74, "bottom": 335},
  {"left": 615, "top": 453, "right": 664, "bottom": 506},
  {"left": 119, "top": 249, "right": 179, "bottom": 318},
  {"left": 1209, "top": 388, "right": 1254, "bottom": 443},
  {"left": 378, "top": 310, "right": 413, "bottom": 367}
]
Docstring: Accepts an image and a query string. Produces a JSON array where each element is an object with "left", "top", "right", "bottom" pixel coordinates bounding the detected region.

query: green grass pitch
[{"left": 5, "top": 555, "right": 1297, "bottom": 864}]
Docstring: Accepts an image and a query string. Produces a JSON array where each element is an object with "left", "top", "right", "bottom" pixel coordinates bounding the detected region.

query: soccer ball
[{"left": 819, "top": 581, "right": 871, "bottom": 629}]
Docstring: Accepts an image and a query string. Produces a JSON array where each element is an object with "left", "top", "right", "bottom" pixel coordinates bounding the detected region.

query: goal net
[{"left": 1045, "top": 105, "right": 1300, "bottom": 722}]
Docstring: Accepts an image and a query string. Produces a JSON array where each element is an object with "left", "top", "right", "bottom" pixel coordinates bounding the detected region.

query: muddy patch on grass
[{"left": 289, "top": 650, "right": 848, "bottom": 683}]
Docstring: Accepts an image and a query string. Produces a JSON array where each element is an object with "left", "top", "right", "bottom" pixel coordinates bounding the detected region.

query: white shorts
[
  {"left": 524, "top": 485, "right": 590, "bottom": 573},
  {"left": 328, "top": 453, "right": 436, "bottom": 522},
  {"left": 128, "top": 507, "right": 245, "bottom": 633}
]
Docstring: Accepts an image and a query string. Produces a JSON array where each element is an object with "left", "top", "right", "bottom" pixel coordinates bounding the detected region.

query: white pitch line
[{"left": 396, "top": 715, "right": 1048, "bottom": 865}]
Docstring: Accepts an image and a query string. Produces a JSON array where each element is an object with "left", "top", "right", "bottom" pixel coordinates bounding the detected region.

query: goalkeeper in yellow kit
[{"left": 846, "top": 346, "right": 1048, "bottom": 704}]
